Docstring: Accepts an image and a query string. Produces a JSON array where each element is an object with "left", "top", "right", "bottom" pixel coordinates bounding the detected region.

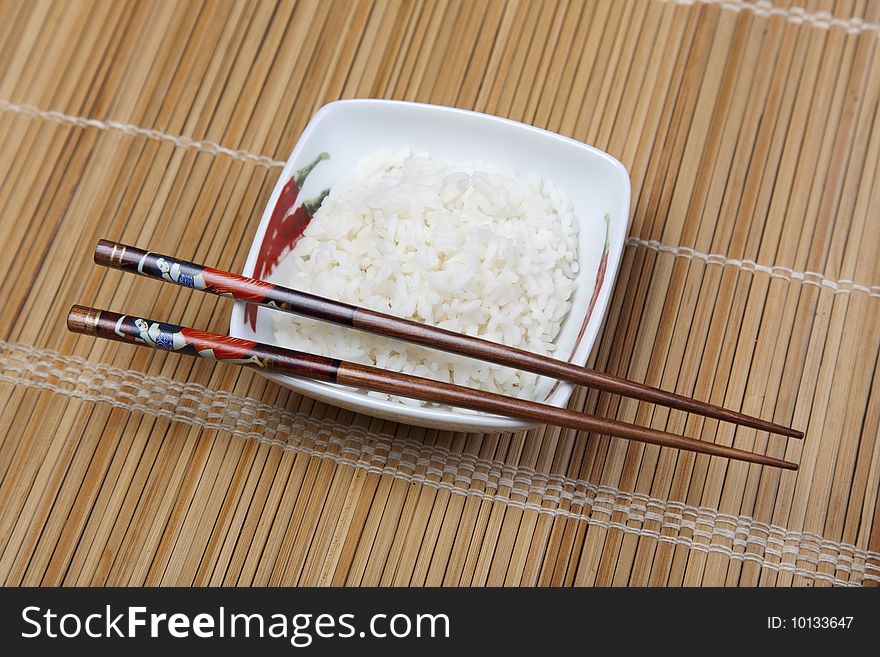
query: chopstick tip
[{"left": 768, "top": 456, "right": 798, "bottom": 471}]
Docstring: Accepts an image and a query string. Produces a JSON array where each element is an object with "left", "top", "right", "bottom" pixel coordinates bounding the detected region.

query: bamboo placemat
[{"left": 0, "top": 0, "right": 878, "bottom": 587}]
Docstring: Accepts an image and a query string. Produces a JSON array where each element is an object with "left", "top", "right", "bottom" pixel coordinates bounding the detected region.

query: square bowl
[{"left": 229, "top": 99, "right": 630, "bottom": 432}]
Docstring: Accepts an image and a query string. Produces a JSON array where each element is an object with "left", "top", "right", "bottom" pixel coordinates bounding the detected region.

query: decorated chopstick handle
[
  {"left": 94, "top": 240, "right": 357, "bottom": 325},
  {"left": 66, "top": 306, "right": 342, "bottom": 382}
]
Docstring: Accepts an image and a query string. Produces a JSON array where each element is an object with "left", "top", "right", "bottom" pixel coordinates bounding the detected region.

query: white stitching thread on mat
[
  {"left": 664, "top": 0, "right": 880, "bottom": 36},
  {"left": 2, "top": 340, "right": 877, "bottom": 586},
  {"left": 0, "top": 100, "right": 287, "bottom": 169},
  {"left": 2, "top": 98, "right": 878, "bottom": 302},
  {"left": 626, "top": 238, "right": 880, "bottom": 299}
]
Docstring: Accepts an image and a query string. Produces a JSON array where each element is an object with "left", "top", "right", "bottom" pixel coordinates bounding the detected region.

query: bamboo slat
[{"left": 0, "top": 0, "right": 878, "bottom": 587}]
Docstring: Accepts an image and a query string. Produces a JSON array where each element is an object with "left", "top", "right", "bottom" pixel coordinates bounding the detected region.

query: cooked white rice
[{"left": 271, "top": 148, "right": 579, "bottom": 406}]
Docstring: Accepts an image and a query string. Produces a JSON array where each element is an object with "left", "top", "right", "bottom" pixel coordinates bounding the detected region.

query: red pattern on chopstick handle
[
  {"left": 67, "top": 306, "right": 341, "bottom": 381},
  {"left": 94, "top": 241, "right": 357, "bottom": 326}
]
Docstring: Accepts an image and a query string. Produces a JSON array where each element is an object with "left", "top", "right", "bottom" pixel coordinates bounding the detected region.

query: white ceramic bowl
[{"left": 230, "top": 99, "right": 630, "bottom": 432}]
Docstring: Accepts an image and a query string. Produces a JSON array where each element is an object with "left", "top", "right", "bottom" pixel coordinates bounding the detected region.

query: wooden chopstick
[
  {"left": 94, "top": 240, "right": 804, "bottom": 440},
  {"left": 66, "top": 305, "right": 798, "bottom": 470}
]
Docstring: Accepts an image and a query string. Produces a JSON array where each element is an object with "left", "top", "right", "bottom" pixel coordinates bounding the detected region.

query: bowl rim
[{"left": 230, "top": 98, "right": 631, "bottom": 432}]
